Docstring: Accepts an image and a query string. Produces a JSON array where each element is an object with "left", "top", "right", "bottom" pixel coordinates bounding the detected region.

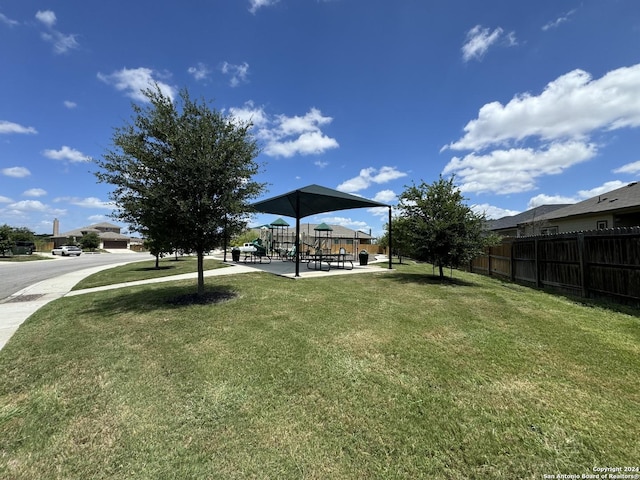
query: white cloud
[
  {"left": 0, "top": 120, "right": 37, "bottom": 134},
  {"left": 63, "top": 100, "right": 77, "bottom": 109},
  {"left": 337, "top": 166, "right": 408, "bottom": 193},
  {"left": 314, "top": 160, "right": 329, "bottom": 168},
  {"left": 221, "top": 62, "right": 249, "bottom": 87},
  {"left": 446, "top": 64, "right": 640, "bottom": 152},
  {"left": 5, "top": 200, "right": 64, "bottom": 215},
  {"left": 526, "top": 181, "right": 627, "bottom": 209},
  {"left": 462, "top": 25, "right": 516, "bottom": 62},
  {"left": 88, "top": 214, "right": 108, "bottom": 222},
  {"left": 527, "top": 194, "right": 578, "bottom": 209},
  {"left": 23, "top": 188, "right": 47, "bottom": 197},
  {"left": 36, "top": 10, "right": 79, "bottom": 54},
  {"left": 264, "top": 131, "right": 338, "bottom": 158},
  {"left": 2, "top": 166, "right": 31, "bottom": 178},
  {"left": 54, "top": 196, "right": 113, "bottom": 209},
  {"left": 0, "top": 195, "right": 13, "bottom": 203},
  {"left": 43, "top": 145, "right": 91, "bottom": 163},
  {"left": 0, "top": 12, "right": 19, "bottom": 27},
  {"left": 230, "top": 104, "right": 339, "bottom": 158},
  {"left": 613, "top": 161, "right": 640, "bottom": 174},
  {"left": 188, "top": 62, "right": 211, "bottom": 81},
  {"left": 542, "top": 9, "right": 576, "bottom": 31},
  {"left": 471, "top": 204, "right": 520, "bottom": 220},
  {"left": 249, "top": 0, "right": 279, "bottom": 14},
  {"left": 227, "top": 101, "right": 270, "bottom": 128},
  {"left": 97, "top": 67, "right": 176, "bottom": 102},
  {"left": 35, "top": 10, "right": 56, "bottom": 27},
  {"left": 373, "top": 189, "right": 397, "bottom": 203},
  {"left": 317, "top": 216, "right": 369, "bottom": 231},
  {"left": 443, "top": 141, "right": 597, "bottom": 195}
]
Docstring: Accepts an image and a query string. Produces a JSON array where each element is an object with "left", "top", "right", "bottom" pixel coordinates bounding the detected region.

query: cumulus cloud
[
  {"left": 229, "top": 103, "right": 339, "bottom": 158},
  {"left": 442, "top": 64, "right": 640, "bottom": 195},
  {"left": 4, "top": 200, "right": 65, "bottom": 215},
  {"left": 54, "top": 196, "right": 113, "bottom": 209},
  {"left": 318, "top": 216, "right": 369, "bottom": 231},
  {"left": 43, "top": 145, "right": 91, "bottom": 163},
  {"left": 471, "top": 203, "right": 520, "bottom": 220},
  {"left": 0, "top": 120, "right": 37, "bottom": 134},
  {"left": 36, "top": 10, "right": 79, "bottom": 54},
  {"left": 23, "top": 188, "right": 47, "bottom": 197},
  {"left": 443, "top": 141, "right": 597, "bottom": 195},
  {"left": 613, "top": 161, "right": 640, "bottom": 174},
  {"left": 249, "top": 0, "right": 279, "bottom": 14},
  {"left": 0, "top": 195, "right": 12, "bottom": 203},
  {"left": 373, "top": 189, "right": 397, "bottom": 203},
  {"left": 337, "top": 167, "right": 408, "bottom": 193},
  {"left": 63, "top": 100, "right": 77, "bottom": 109},
  {"left": 462, "top": 25, "right": 516, "bottom": 62},
  {"left": 188, "top": 62, "right": 211, "bottom": 81},
  {"left": 97, "top": 67, "right": 176, "bottom": 102},
  {"left": 221, "top": 62, "right": 249, "bottom": 87},
  {"left": 446, "top": 65, "right": 640, "bottom": 152},
  {"left": 2, "top": 166, "right": 31, "bottom": 178},
  {"left": 526, "top": 181, "right": 627, "bottom": 209}
]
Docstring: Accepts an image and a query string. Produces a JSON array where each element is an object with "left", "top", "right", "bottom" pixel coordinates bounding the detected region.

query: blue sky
[{"left": 2, "top": 1, "right": 640, "bottom": 237}]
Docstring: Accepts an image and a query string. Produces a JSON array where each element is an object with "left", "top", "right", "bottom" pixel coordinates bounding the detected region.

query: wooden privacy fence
[{"left": 469, "top": 228, "right": 640, "bottom": 303}]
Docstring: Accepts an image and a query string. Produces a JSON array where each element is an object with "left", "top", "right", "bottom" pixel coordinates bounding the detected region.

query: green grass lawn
[
  {"left": 1, "top": 262, "right": 638, "bottom": 479},
  {"left": 72, "top": 256, "right": 229, "bottom": 290},
  {"left": 0, "top": 254, "right": 52, "bottom": 262}
]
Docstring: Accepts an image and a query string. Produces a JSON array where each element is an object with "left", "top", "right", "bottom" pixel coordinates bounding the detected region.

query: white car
[{"left": 51, "top": 245, "right": 82, "bottom": 256}]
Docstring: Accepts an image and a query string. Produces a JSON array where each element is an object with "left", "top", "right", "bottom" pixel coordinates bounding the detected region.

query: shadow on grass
[
  {"left": 132, "top": 265, "right": 176, "bottom": 272},
  {"left": 83, "top": 283, "right": 239, "bottom": 316},
  {"left": 388, "top": 272, "right": 477, "bottom": 287}
]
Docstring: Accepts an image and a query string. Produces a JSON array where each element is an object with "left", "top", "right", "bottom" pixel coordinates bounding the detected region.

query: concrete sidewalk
[{"left": 0, "top": 256, "right": 391, "bottom": 351}]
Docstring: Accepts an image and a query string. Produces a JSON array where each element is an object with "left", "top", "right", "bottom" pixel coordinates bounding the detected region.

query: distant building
[
  {"left": 519, "top": 182, "right": 640, "bottom": 235},
  {"left": 51, "top": 221, "right": 132, "bottom": 249},
  {"left": 485, "top": 205, "right": 570, "bottom": 237},
  {"left": 486, "top": 181, "right": 640, "bottom": 237},
  {"left": 249, "top": 222, "right": 376, "bottom": 255}
]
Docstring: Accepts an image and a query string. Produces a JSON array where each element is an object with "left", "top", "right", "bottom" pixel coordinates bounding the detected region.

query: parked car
[{"left": 51, "top": 245, "right": 82, "bottom": 256}]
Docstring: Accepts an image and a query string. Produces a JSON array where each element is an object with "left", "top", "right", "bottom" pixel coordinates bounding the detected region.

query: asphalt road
[{"left": 0, "top": 252, "right": 149, "bottom": 301}]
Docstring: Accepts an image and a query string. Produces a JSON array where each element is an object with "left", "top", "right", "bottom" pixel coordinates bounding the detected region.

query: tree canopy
[
  {"left": 96, "top": 86, "right": 265, "bottom": 295},
  {"left": 398, "top": 175, "right": 498, "bottom": 278}
]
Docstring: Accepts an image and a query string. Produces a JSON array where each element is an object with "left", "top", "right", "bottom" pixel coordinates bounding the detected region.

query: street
[{"left": 0, "top": 252, "right": 149, "bottom": 301}]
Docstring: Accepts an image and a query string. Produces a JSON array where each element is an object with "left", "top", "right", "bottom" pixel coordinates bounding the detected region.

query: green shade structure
[
  {"left": 270, "top": 217, "right": 290, "bottom": 227},
  {"left": 251, "top": 184, "right": 392, "bottom": 276}
]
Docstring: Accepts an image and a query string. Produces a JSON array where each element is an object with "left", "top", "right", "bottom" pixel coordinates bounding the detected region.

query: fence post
[
  {"left": 577, "top": 233, "right": 588, "bottom": 298},
  {"left": 510, "top": 239, "right": 515, "bottom": 282},
  {"left": 535, "top": 238, "right": 541, "bottom": 288},
  {"left": 488, "top": 246, "right": 492, "bottom": 277}
]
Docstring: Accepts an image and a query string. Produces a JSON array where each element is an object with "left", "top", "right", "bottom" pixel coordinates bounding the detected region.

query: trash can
[
  {"left": 358, "top": 250, "right": 369, "bottom": 266},
  {"left": 231, "top": 247, "right": 240, "bottom": 262}
]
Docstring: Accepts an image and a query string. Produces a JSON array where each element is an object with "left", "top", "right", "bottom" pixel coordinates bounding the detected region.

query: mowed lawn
[{"left": 1, "top": 262, "right": 638, "bottom": 479}]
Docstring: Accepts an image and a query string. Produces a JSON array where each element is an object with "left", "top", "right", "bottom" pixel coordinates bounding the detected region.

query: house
[
  {"left": 51, "top": 220, "right": 132, "bottom": 249},
  {"left": 249, "top": 222, "right": 376, "bottom": 255},
  {"left": 518, "top": 181, "right": 640, "bottom": 235},
  {"left": 485, "top": 205, "right": 570, "bottom": 237}
]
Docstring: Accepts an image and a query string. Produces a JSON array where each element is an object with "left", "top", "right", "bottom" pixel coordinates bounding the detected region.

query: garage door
[{"left": 103, "top": 240, "right": 128, "bottom": 249}]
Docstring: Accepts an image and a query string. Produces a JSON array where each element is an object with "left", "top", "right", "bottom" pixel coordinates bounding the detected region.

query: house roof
[
  {"left": 533, "top": 181, "right": 640, "bottom": 223},
  {"left": 252, "top": 223, "right": 374, "bottom": 239},
  {"left": 52, "top": 222, "right": 128, "bottom": 240},
  {"left": 486, "top": 205, "right": 570, "bottom": 231}
]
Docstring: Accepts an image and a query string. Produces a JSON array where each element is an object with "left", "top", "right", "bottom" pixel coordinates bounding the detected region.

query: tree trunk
[
  {"left": 155, "top": 254, "right": 159, "bottom": 269},
  {"left": 197, "top": 250, "right": 204, "bottom": 296},
  {"left": 438, "top": 263, "right": 444, "bottom": 279}
]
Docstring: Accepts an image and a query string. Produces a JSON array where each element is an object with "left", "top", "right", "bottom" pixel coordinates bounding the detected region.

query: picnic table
[{"left": 306, "top": 251, "right": 353, "bottom": 271}]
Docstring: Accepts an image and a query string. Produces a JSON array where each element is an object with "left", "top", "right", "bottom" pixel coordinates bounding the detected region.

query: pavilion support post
[
  {"left": 295, "top": 191, "right": 301, "bottom": 277},
  {"left": 388, "top": 206, "right": 392, "bottom": 270}
]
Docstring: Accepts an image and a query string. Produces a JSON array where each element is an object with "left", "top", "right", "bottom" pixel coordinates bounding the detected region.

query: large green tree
[
  {"left": 398, "top": 175, "right": 498, "bottom": 278},
  {"left": 96, "top": 86, "right": 265, "bottom": 295}
]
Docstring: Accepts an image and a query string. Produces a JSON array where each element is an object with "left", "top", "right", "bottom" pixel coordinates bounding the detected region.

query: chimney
[{"left": 53, "top": 218, "right": 59, "bottom": 236}]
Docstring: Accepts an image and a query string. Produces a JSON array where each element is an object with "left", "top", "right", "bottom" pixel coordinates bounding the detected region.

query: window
[
  {"left": 540, "top": 226, "right": 558, "bottom": 235},
  {"left": 597, "top": 220, "right": 608, "bottom": 230}
]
